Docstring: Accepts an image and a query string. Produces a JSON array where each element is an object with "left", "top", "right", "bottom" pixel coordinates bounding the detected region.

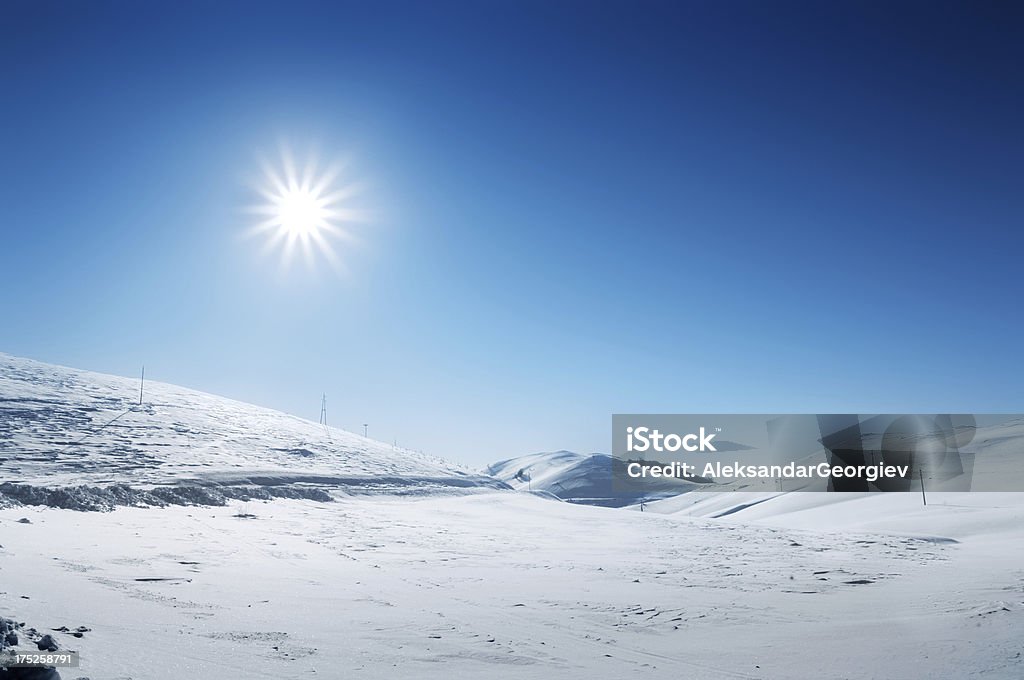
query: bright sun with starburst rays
[{"left": 247, "top": 144, "right": 365, "bottom": 273}]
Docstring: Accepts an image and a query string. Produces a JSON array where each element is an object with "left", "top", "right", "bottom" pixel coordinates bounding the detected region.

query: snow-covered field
[
  {"left": 2, "top": 354, "right": 1022, "bottom": 679},
  {"left": 3, "top": 493, "right": 1022, "bottom": 679}
]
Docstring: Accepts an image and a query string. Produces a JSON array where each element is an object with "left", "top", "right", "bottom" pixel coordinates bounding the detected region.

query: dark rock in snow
[{"left": 36, "top": 634, "right": 58, "bottom": 651}]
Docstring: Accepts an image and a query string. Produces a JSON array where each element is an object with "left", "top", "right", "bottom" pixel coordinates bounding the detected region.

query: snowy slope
[{"left": 0, "top": 353, "right": 503, "bottom": 497}]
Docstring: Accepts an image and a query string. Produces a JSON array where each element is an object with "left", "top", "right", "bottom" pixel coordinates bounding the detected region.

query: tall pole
[
  {"left": 139, "top": 365, "right": 145, "bottom": 405},
  {"left": 920, "top": 468, "right": 927, "bottom": 506},
  {"left": 363, "top": 423, "right": 368, "bottom": 437},
  {"left": 319, "top": 393, "right": 327, "bottom": 426}
]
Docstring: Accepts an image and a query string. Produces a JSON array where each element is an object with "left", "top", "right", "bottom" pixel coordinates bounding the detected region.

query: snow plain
[
  {"left": 2, "top": 354, "right": 1022, "bottom": 679},
  {"left": 3, "top": 493, "right": 1023, "bottom": 679}
]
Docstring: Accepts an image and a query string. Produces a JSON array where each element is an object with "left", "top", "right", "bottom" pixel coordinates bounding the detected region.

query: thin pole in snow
[
  {"left": 363, "top": 423, "right": 368, "bottom": 437},
  {"left": 139, "top": 365, "right": 145, "bottom": 405},
  {"left": 920, "top": 469, "right": 927, "bottom": 506}
]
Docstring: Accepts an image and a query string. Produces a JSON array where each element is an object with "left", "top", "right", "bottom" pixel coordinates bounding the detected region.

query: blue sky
[{"left": 2, "top": 1, "right": 1022, "bottom": 464}]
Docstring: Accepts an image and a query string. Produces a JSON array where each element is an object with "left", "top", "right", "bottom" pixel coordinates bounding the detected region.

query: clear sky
[{"left": 2, "top": 1, "right": 1022, "bottom": 466}]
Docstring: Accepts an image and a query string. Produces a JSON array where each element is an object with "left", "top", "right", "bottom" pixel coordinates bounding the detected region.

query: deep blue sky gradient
[{"left": 2, "top": 1, "right": 1022, "bottom": 463}]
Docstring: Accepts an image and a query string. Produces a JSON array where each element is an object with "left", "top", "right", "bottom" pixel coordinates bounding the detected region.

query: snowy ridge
[{"left": 0, "top": 353, "right": 504, "bottom": 499}]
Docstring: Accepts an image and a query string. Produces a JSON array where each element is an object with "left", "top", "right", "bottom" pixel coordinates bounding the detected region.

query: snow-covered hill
[
  {"left": 486, "top": 451, "right": 706, "bottom": 506},
  {"left": 0, "top": 353, "right": 504, "bottom": 507},
  {"left": 485, "top": 450, "right": 587, "bottom": 490}
]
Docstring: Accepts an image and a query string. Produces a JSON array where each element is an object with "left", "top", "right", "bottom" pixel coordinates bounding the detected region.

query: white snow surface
[{"left": 1, "top": 492, "right": 1022, "bottom": 679}]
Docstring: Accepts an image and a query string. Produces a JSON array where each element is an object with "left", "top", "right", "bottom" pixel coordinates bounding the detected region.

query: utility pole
[
  {"left": 920, "top": 469, "right": 927, "bottom": 506},
  {"left": 139, "top": 366, "right": 145, "bottom": 405},
  {"left": 319, "top": 393, "right": 328, "bottom": 426},
  {"left": 363, "top": 423, "right": 368, "bottom": 437}
]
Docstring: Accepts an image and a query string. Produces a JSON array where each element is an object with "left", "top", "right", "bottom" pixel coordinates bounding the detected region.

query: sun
[
  {"left": 247, "top": 144, "right": 364, "bottom": 272},
  {"left": 276, "top": 187, "right": 326, "bottom": 237}
]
